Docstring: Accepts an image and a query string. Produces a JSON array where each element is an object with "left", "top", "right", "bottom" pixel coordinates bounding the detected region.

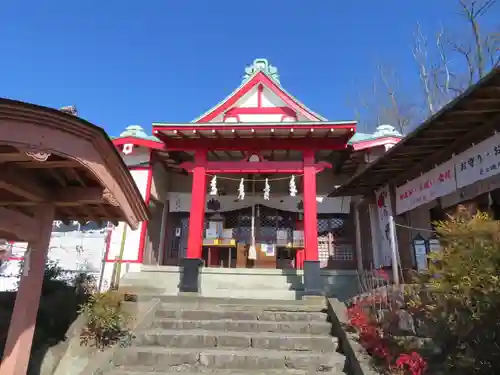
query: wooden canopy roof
[
  {"left": 0, "top": 98, "right": 149, "bottom": 241},
  {"left": 331, "top": 67, "right": 500, "bottom": 197}
]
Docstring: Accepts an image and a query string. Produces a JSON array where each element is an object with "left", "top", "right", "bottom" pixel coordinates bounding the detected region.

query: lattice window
[
  {"left": 223, "top": 207, "right": 252, "bottom": 244},
  {"left": 317, "top": 215, "right": 355, "bottom": 265},
  {"left": 257, "top": 205, "right": 298, "bottom": 245}
]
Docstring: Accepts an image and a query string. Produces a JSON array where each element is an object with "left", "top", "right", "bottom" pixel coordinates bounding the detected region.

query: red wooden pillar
[
  {"left": 181, "top": 149, "right": 206, "bottom": 293},
  {"left": 186, "top": 149, "right": 207, "bottom": 259},
  {"left": 302, "top": 150, "right": 322, "bottom": 295},
  {"left": 303, "top": 150, "right": 318, "bottom": 262}
]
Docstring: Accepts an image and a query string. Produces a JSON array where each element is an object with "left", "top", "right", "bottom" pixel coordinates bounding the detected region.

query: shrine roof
[
  {"left": 152, "top": 121, "right": 356, "bottom": 145},
  {"left": 192, "top": 58, "right": 327, "bottom": 123},
  {"left": 331, "top": 66, "right": 500, "bottom": 197},
  {"left": 112, "top": 125, "right": 164, "bottom": 150}
]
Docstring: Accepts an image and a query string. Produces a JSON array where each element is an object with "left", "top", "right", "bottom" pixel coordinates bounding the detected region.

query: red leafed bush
[
  {"left": 395, "top": 352, "right": 427, "bottom": 375},
  {"left": 346, "top": 295, "right": 427, "bottom": 375}
]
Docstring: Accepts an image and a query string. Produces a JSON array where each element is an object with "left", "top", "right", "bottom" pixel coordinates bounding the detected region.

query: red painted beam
[
  {"left": 156, "top": 136, "right": 350, "bottom": 151},
  {"left": 179, "top": 160, "right": 332, "bottom": 174},
  {"left": 154, "top": 123, "right": 356, "bottom": 132},
  {"left": 112, "top": 136, "right": 165, "bottom": 150}
]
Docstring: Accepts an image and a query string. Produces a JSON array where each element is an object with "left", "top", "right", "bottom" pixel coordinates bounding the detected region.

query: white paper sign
[
  {"left": 375, "top": 186, "right": 393, "bottom": 266},
  {"left": 396, "top": 159, "right": 456, "bottom": 215},
  {"left": 414, "top": 240, "right": 428, "bottom": 271},
  {"left": 455, "top": 132, "right": 500, "bottom": 189}
]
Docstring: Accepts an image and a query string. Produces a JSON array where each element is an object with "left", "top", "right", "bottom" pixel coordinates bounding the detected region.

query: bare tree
[
  {"left": 353, "top": 0, "right": 499, "bottom": 134},
  {"left": 377, "top": 64, "right": 414, "bottom": 134},
  {"left": 350, "top": 65, "right": 416, "bottom": 134},
  {"left": 458, "top": 0, "right": 496, "bottom": 77},
  {"left": 446, "top": 0, "right": 498, "bottom": 85},
  {"left": 411, "top": 24, "right": 454, "bottom": 115}
]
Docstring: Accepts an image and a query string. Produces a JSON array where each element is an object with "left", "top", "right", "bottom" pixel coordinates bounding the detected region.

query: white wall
[
  {"left": 0, "top": 231, "right": 107, "bottom": 291},
  {"left": 100, "top": 165, "right": 151, "bottom": 290}
]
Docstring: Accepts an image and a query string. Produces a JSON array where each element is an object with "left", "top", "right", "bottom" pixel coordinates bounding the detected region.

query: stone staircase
[
  {"left": 105, "top": 296, "right": 348, "bottom": 374},
  {"left": 120, "top": 266, "right": 306, "bottom": 300}
]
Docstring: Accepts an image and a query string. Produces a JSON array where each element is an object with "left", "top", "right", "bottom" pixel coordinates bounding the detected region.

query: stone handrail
[{"left": 326, "top": 298, "right": 380, "bottom": 375}]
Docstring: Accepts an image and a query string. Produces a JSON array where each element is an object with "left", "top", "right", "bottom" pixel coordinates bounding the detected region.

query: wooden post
[
  {"left": 186, "top": 150, "right": 207, "bottom": 259},
  {"left": 302, "top": 150, "right": 322, "bottom": 295},
  {"left": 180, "top": 149, "right": 207, "bottom": 293},
  {"left": 303, "top": 150, "right": 318, "bottom": 262},
  {"left": 0, "top": 204, "right": 55, "bottom": 375},
  {"left": 354, "top": 203, "right": 363, "bottom": 271}
]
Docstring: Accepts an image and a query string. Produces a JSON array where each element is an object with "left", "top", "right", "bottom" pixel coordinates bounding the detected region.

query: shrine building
[{"left": 105, "top": 58, "right": 402, "bottom": 299}]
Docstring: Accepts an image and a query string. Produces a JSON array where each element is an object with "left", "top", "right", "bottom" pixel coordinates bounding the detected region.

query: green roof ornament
[
  {"left": 373, "top": 124, "right": 402, "bottom": 138},
  {"left": 243, "top": 58, "right": 280, "bottom": 84},
  {"left": 119, "top": 125, "right": 149, "bottom": 138}
]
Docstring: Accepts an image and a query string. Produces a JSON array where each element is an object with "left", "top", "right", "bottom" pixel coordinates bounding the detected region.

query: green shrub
[
  {"left": 79, "top": 290, "right": 132, "bottom": 349},
  {"left": 410, "top": 207, "right": 500, "bottom": 374}
]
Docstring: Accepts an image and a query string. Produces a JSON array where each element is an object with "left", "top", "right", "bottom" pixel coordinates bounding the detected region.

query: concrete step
[
  {"left": 122, "top": 269, "right": 305, "bottom": 290},
  {"left": 155, "top": 307, "right": 328, "bottom": 322},
  {"left": 114, "top": 346, "right": 345, "bottom": 371},
  {"left": 200, "top": 276, "right": 303, "bottom": 291},
  {"left": 199, "top": 288, "right": 303, "bottom": 300},
  {"left": 108, "top": 365, "right": 346, "bottom": 374},
  {"left": 118, "top": 286, "right": 177, "bottom": 296},
  {"left": 151, "top": 318, "right": 332, "bottom": 335},
  {"left": 134, "top": 329, "right": 337, "bottom": 352},
  {"left": 134, "top": 295, "right": 326, "bottom": 309},
  {"left": 108, "top": 366, "right": 346, "bottom": 374}
]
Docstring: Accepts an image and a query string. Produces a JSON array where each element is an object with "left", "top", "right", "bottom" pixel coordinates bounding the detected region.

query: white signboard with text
[
  {"left": 455, "top": 132, "right": 500, "bottom": 189},
  {"left": 395, "top": 159, "right": 456, "bottom": 215},
  {"left": 375, "top": 186, "right": 393, "bottom": 266}
]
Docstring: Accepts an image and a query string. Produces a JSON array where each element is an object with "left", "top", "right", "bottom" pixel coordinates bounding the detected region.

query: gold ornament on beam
[
  {"left": 25, "top": 150, "right": 51, "bottom": 162},
  {"left": 103, "top": 188, "right": 119, "bottom": 206}
]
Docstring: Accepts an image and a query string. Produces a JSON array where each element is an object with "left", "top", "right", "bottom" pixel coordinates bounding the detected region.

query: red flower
[
  {"left": 396, "top": 352, "right": 427, "bottom": 375},
  {"left": 375, "top": 268, "right": 390, "bottom": 280}
]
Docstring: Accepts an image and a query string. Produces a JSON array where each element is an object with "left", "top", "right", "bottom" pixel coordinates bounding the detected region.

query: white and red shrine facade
[{"left": 106, "top": 58, "right": 402, "bottom": 294}]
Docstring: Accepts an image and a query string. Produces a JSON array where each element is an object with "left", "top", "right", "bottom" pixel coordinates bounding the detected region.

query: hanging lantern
[
  {"left": 263, "top": 178, "right": 270, "bottom": 200},
  {"left": 210, "top": 175, "right": 218, "bottom": 196},
  {"left": 238, "top": 178, "right": 245, "bottom": 200},
  {"left": 289, "top": 175, "right": 297, "bottom": 197}
]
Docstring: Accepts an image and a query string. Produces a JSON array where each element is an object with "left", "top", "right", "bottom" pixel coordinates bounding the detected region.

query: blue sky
[{"left": 0, "top": 1, "right": 498, "bottom": 136}]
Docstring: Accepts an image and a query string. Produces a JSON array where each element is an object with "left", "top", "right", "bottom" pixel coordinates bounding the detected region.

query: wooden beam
[
  {"left": 390, "top": 113, "right": 500, "bottom": 186},
  {"left": 0, "top": 187, "right": 105, "bottom": 206},
  {"left": 0, "top": 153, "right": 31, "bottom": 163},
  {"left": 0, "top": 166, "right": 51, "bottom": 201},
  {"left": 157, "top": 133, "right": 349, "bottom": 151},
  {"left": 14, "top": 160, "right": 81, "bottom": 169},
  {"left": 0, "top": 207, "right": 36, "bottom": 241},
  {"left": 65, "top": 168, "right": 86, "bottom": 186},
  {"left": 179, "top": 160, "right": 332, "bottom": 174},
  {"left": 471, "top": 98, "right": 500, "bottom": 104},
  {"left": 449, "top": 109, "right": 500, "bottom": 115},
  {"left": 56, "top": 187, "right": 105, "bottom": 206}
]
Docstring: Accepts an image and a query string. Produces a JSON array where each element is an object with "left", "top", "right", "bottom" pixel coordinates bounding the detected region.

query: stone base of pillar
[
  {"left": 179, "top": 258, "right": 202, "bottom": 293},
  {"left": 303, "top": 260, "right": 323, "bottom": 296}
]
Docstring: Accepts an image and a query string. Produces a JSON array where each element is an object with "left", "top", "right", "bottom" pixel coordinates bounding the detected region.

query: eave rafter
[{"left": 0, "top": 165, "right": 109, "bottom": 206}]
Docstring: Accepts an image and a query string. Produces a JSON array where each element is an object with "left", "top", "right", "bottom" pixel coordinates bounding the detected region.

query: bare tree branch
[
  {"left": 413, "top": 23, "right": 436, "bottom": 114},
  {"left": 457, "top": 0, "right": 497, "bottom": 78},
  {"left": 350, "top": 0, "right": 498, "bottom": 135}
]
